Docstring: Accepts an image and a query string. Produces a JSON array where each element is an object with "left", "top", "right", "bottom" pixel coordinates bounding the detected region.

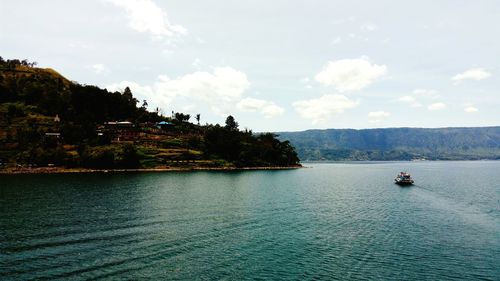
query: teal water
[{"left": 1, "top": 161, "right": 499, "bottom": 280}]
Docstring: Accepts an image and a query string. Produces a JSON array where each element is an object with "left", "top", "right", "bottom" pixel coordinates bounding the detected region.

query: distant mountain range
[{"left": 278, "top": 127, "right": 500, "bottom": 161}]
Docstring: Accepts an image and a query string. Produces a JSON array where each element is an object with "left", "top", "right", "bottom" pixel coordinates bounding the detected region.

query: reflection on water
[{"left": 1, "top": 162, "right": 499, "bottom": 280}]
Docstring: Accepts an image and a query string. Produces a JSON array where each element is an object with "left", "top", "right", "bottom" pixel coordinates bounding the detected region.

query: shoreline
[{"left": 0, "top": 165, "right": 303, "bottom": 175}]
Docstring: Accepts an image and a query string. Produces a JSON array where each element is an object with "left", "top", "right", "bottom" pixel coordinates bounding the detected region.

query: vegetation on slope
[
  {"left": 278, "top": 127, "right": 500, "bottom": 161},
  {"left": 0, "top": 57, "right": 300, "bottom": 169}
]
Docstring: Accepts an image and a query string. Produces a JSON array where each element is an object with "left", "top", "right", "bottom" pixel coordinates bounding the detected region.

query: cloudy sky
[{"left": 1, "top": 0, "right": 499, "bottom": 131}]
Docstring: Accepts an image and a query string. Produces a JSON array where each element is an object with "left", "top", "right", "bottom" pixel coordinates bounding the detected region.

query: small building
[
  {"left": 105, "top": 121, "right": 134, "bottom": 127},
  {"left": 103, "top": 121, "right": 138, "bottom": 142},
  {"left": 156, "top": 121, "right": 175, "bottom": 130},
  {"left": 45, "top": 132, "right": 61, "bottom": 138}
]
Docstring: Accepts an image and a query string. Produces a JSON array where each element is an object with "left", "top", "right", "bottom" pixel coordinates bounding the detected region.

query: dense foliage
[
  {"left": 0, "top": 57, "right": 300, "bottom": 169},
  {"left": 204, "top": 117, "right": 299, "bottom": 167},
  {"left": 278, "top": 127, "right": 500, "bottom": 160}
]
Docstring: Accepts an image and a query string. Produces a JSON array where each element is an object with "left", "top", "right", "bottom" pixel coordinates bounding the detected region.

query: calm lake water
[{"left": 1, "top": 162, "right": 499, "bottom": 280}]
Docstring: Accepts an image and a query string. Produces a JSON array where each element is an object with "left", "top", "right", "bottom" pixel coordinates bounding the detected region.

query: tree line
[{"left": 0, "top": 57, "right": 38, "bottom": 69}]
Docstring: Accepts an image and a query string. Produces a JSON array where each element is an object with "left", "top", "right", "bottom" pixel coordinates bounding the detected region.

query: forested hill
[
  {"left": 278, "top": 127, "right": 500, "bottom": 161},
  {"left": 0, "top": 57, "right": 300, "bottom": 170}
]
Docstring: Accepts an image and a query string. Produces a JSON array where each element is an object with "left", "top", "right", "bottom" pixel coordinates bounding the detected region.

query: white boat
[{"left": 395, "top": 172, "right": 414, "bottom": 185}]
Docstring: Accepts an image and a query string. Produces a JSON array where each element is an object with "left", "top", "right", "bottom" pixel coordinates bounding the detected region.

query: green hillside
[
  {"left": 278, "top": 127, "right": 500, "bottom": 161},
  {"left": 0, "top": 57, "right": 300, "bottom": 170}
]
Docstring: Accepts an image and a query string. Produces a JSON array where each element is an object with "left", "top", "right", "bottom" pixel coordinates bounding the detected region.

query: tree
[
  {"left": 122, "top": 86, "right": 138, "bottom": 108},
  {"left": 123, "top": 86, "right": 133, "bottom": 100},
  {"left": 174, "top": 112, "right": 190, "bottom": 123},
  {"left": 195, "top": 114, "right": 200, "bottom": 125},
  {"left": 225, "top": 115, "right": 238, "bottom": 131},
  {"left": 204, "top": 124, "right": 240, "bottom": 161},
  {"left": 121, "top": 144, "right": 140, "bottom": 168}
]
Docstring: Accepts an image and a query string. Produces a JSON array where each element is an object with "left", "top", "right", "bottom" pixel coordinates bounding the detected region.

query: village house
[{"left": 102, "top": 121, "right": 142, "bottom": 141}]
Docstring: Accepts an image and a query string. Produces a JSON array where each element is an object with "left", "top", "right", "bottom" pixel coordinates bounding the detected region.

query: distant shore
[{"left": 0, "top": 165, "right": 302, "bottom": 174}]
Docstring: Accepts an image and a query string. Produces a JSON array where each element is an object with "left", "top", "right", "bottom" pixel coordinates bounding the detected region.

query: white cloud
[
  {"left": 428, "top": 102, "right": 446, "bottom": 111},
  {"left": 181, "top": 104, "right": 196, "bottom": 112},
  {"left": 155, "top": 67, "right": 249, "bottom": 103},
  {"left": 452, "top": 68, "right": 491, "bottom": 81},
  {"left": 92, "top": 63, "right": 109, "bottom": 74},
  {"left": 105, "top": 0, "right": 186, "bottom": 40},
  {"left": 361, "top": 23, "right": 378, "bottom": 32},
  {"left": 464, "top": 106, "right": 478, "bottom": 113},
  {"left": 398, "top": 95, "right": 422, "bottom": 107},
  {"left": 368, "top": 111, "right": 390, "bottom": 124},
  {"left": 107, "top": 66, "right": 250, "bottom": 115},
  {"left": 398, "top": 89, "right": 439, "bottom": 108},
  {"left": 413, "top": 88, "right": 439, "bottom": 99},
  {"left": 315, "top": 57, "right": 387, "bottom": 92},
  {"left": 368, "top": 111, "right": 390, "bottom": 118},
  {"left": 293, "top": 94, "right": 358, "bottom": 124},
  {"left": 398, "top": 95, "right": 416, "bottom": 103},
  {"left": 107, "top": 80, "right": 171, "bottom": 108},
  {"left": 237, "top": 97, "right": 284, "bottom": 118}
]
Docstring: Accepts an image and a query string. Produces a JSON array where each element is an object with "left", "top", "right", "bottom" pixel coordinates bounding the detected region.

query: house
[
  {"left": 103, "top": 121, "right": 139, "bottom": 141},
  {"left": 45, "top": 132, "right": 61, "bottom": 138},
  {"left": 104, "top": 121, "right": 134, "bottom": 128},
  {"left": 156, "top": 121, "right": 175, "bottom": 130}
]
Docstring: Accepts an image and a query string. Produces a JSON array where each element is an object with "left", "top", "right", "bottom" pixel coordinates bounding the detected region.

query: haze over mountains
[{"left": 278, "top": 127, "right": 500, "bottom": 161}]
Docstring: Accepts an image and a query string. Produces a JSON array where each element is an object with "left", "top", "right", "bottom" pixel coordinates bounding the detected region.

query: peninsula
[{"left": 0, "top": 57, "right": 301, "bottom": 172}]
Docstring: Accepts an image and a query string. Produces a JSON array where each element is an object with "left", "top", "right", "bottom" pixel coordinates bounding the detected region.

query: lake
[{"left": 1, "top": 161, "right": 499, "bottom": 280}]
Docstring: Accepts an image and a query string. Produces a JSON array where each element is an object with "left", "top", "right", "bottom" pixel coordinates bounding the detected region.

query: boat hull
[{"left": 395, "top": 181, "right": 414, "bottom": 186}]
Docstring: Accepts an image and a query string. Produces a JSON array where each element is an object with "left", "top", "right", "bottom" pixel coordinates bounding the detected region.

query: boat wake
[{"left": 411, "top": 185, "right": 499, "bottom": 231}]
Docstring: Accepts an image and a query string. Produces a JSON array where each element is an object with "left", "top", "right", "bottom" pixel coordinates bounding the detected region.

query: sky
[{"left": 1, "top": 0, "right": 499, "bottom": 132}]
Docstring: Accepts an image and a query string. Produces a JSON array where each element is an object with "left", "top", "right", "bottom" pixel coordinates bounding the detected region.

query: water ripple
[{"left": 1, "top": 162, "right": 499, "bottom": 280}]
